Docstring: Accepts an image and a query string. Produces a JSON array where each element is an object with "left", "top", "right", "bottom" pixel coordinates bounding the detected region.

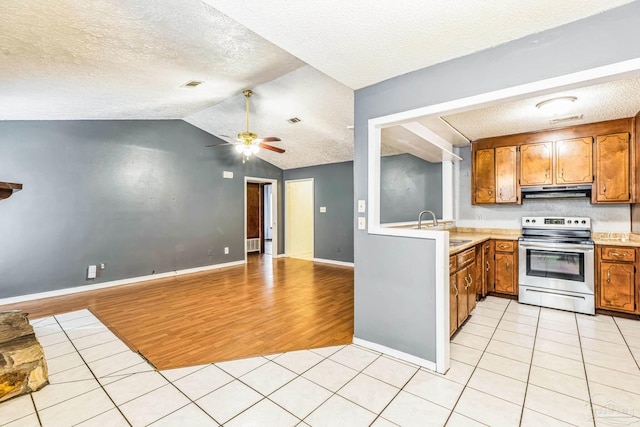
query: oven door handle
[{"left": 519, "top": 241, "right": 594, "bottom": 251}]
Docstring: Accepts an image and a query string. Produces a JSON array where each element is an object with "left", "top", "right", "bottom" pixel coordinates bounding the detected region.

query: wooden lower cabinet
[
  {"left": 478, "top": 240, "right": 494, "bottom": 296},
  {"left": 596, "top": 245, "right": 638, "bottom": 314},
  {"left": 450, "top": 247, "right": 478, "bottom": 336},
  {"left": 494, "top": 240, "right": 518, "bottom": 296}
]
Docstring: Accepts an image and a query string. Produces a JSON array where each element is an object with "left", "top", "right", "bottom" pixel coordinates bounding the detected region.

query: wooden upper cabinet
[
  {"left": 495, "top": 146, "right": 518, "bottom": 203},
  {"left": 520, "top": 142, "right": 552, "bottom": 186},
  {"left": 595, "top": 133, "right": 630, "bottom": 203},
  {"left": 556, "top": 137, "right": 593, "bottom": 184},
  {"left": 473, "top": 148, "right": 495, "bottom": 204}
]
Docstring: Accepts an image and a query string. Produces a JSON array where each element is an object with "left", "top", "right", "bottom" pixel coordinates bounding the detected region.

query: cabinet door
[
  {"left": 520, "top": 142, "right": 553, "bottom": 186},
  {"left": 466, "top": 263, "right": 477, "bottom": 314},
  {"left": 456, "top": 267, "right": 469, "bottom": 326},
  {"left": 475, "top": 245, "right": 483, "bottom": 297},
  {"left": 495, "top": 253, "right": 516, "bottom": 294},
  {"left": 599, "top": 262, "right": 635, "bottom": 313},
  {"left": 495, "top": 146, "right": 518, "bottom": 203},
  {"left": 483, "top": 241, "right": 495, "bottom": 294},
  {"left": 473, "top": 148, "right": 495, "bottom": 204},
  {"left": 450, "top": 274, "right": 458, "bottom": 336},
  {"left": 556, "top": 137, "right": 593, "bottom": 184},
  {"left": 595, "top": 133, "right": 630, "bottom": 203}
]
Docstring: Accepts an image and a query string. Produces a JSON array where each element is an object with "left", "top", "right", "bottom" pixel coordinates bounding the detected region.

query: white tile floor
[{"left": 2, "top": 297, "right": 640, "bottom": 426}]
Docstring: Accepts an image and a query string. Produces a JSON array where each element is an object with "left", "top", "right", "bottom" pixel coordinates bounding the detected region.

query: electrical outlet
[
  {"left": 320, "top": 206, "right": 327, "bottom": 213},
  {"left": 224, "top": 247, "right": 229, "bottom": 255},
  {"left": 87, "top": 265, "right": 97, "bottom": 279}
]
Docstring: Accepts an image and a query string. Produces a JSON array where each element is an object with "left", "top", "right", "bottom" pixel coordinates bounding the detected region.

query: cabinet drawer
[
  {"left": 495, "top": 240, "right": 515, "bottom": 253},
  {"left": 456, "top": 247, "right": 476, "bottom": 268},
  {"left": 449, "top": 256, "right": 457, "bottom": 274},
  {"left": 601, "top": 246, "right": 636, "bottom": 262}
]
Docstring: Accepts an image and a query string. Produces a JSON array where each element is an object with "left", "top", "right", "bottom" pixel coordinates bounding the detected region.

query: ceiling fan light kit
[{"left": 207, "top": 89, "right": 285, "bottom": 162}]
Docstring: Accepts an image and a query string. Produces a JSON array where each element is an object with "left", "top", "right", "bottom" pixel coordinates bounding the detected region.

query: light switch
[
  {"left": 320, "top": 206, "right": 327, "bottom": 213},
  {"left": 358, "top": 200, "right": 366, "bottom": 213},
  {"left": 223, "top": 171, "right": 233, "bottom": 179},
  {"left": 358, "top": 217, "right": 366, "bottom": 230},
  {"left": 87, "top": 265, "right": 97, "bottom": 279}
]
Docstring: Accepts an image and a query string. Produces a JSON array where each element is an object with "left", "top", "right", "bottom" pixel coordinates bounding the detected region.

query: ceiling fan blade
[
  {"left": 259, "top": 142, "right": 285, "bottom": 153},
  {"left": 256, "top": 137, "right": 281, "bottom": 143},
  {"left": 205, "top": 142, "right": 233, "bottom": 147}
]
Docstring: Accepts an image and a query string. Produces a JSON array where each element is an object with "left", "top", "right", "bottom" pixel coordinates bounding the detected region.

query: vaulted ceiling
[{"left": 1, "top": 0, "right": 636, "bottom": 169}]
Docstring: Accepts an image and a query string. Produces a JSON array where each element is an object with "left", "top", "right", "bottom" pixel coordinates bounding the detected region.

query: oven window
[{"left": 526, "top": 249, "right": 584, "bottom": 282}]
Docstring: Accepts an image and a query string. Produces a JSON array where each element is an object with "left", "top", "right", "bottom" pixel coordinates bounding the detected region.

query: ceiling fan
[{"left": 207, "top": 89, "right": 285, "bottom": 160}]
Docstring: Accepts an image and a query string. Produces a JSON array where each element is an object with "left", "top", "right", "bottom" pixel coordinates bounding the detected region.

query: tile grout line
[
  {"left": 47, "top": 315, "right": 134, "bottom": 427},
  {"left": 444, "top": 299, "right": 513, "bottom": 426},
  {"left": 575, "top": 313, "right": 597, "bottom": 427},
  {"left": 613, "top": 317, "right": 640, "bottom": 372},
  {"left": 30, "top": 393, "right": 43, "bottom": 427}
]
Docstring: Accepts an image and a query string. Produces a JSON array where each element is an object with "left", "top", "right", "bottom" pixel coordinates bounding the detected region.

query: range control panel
[{"left": 521, "top": 216, "right": 591, "bottom": 229}]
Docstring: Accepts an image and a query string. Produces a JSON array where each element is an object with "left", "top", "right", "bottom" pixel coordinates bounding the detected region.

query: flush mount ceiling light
[{"left": 535, "top": 96, "right": 577, "bottom": 116}]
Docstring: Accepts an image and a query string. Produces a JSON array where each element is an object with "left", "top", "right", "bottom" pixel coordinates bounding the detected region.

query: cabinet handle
[
  {"left": 506, "top": 262, "right": 510, "bottom": 271},
  {"left": 609, "top": 252, "right": 627, "bottom": 257},
  {"left": 603, "top": 183, "right": 607, "bottom": 193},
  {"left": 468, "top": 274, "right": 473, "bottom": 289},
  {"left": 607, "top": 269, "right": 611, "bottom": 283},
  {"left": 454, "top": 283, "right": 459, "bottom": 297},
  {"left": 560, "top": 168, "right": 564, "bottom": 179},
  {"left": 499, "top": 244, "right": 509, "bottom": 250},
  {"left": 488, "top": 189, "right": 492, "bottom": 196}
]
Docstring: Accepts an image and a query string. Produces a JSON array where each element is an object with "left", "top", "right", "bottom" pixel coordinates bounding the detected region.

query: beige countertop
[
  {"left": 448, "top": 228, "right": 520, "bottom": 255},
  {"left": 592, "top": 232, "right": 640, "bottom": 247}
]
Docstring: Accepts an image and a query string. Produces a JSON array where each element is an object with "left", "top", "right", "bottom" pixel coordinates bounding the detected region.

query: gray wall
[
  {"left": 380, "top": 154, "right": 442, "bottom": 223},
  {"left": 354, "top": 2, "right": 640, "bottom": 362},
  {"left": 284, "top": 161, "right": 354, "bottom": 263},
  {"left": 454, "top": 146, "right": 631, "bottom": 231},
  {"left": 0, "top": 120, "right": 283, "bottom": 299}
]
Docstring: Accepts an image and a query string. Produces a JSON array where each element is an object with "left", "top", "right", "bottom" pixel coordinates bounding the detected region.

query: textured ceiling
[
  {"left": 442, "top": 77, "right": 640, "bottom": 141},
  {"left": 204, "top": 0, "right": 635, "bottom": 90},
  {"left": 0, "top": 0, "right": 303, "bottom": 119},
  {"left": 1, "top": 0, "right": 637, "bottom": 169},
  {"left": 185, "top": 66, "right": 354, "bottom": 170}
]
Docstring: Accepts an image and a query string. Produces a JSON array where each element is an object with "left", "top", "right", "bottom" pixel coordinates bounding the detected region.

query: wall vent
[
  {"left": 549, "top": 114, "right": 583, "bottom": 125},
  {"left": 287, "top": 117, "right": 302, "bottom": 124},
  {"left": 181, "top": 80, "right": 204, "bottom": 88}
]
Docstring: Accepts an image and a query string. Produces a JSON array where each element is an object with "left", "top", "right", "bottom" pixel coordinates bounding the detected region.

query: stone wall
[{"left": 0, "top": 311, "right": 48, "bottom": 402}]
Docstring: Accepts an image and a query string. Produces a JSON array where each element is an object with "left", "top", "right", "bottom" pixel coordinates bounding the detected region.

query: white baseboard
[
  {"left": 0, "top": 260, "right": 247, "bottom": 306},
  {"left": 312, "top": 258, "right": 354, "bottom": 267},
  {"left": 352, "top": 337, "right": 437, "bottom": 371}
]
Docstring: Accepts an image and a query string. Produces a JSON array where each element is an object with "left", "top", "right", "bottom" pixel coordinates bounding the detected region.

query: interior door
[{"left": 286, "top": 180, "right": 314, "bottom": 260}]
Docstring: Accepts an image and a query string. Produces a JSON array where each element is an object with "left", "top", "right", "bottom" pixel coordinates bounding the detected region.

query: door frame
[
  {"left": 285, "top": 178, "right": 315, "bottom": 259},
  {"left": 244, "top": 176, "right": 279, "bottom": 261}
]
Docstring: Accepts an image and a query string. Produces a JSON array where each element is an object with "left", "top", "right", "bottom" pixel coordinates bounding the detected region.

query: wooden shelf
[{"left": 0, "top": 182, "right": 23, "bottom": 200}]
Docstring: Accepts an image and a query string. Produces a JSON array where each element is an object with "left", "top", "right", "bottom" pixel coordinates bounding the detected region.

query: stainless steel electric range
[{"left": 518, "top": 216, "right": 595, "bottom": 315}]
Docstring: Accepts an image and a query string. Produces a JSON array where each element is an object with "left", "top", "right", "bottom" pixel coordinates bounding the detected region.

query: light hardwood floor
[{"left": 0, "top": 255, "right": 354, "bottom": 370}]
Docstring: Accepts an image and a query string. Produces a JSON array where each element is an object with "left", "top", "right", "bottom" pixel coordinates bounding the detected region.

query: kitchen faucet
[{"left": 418, "top": 210, "right": 438, "bottom": 229}]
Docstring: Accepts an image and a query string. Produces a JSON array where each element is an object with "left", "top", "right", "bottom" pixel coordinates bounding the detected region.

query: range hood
[{"left": 521, "top": 185, "right": 592, "bottom": 200}]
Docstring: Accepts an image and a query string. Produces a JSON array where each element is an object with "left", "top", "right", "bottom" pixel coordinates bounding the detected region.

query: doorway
[
  {"left": 245, "top": 177, "right": 278, "bottom": 261},
  {"left": 285, "top": 179, "right": 314, "bottom": 260}
]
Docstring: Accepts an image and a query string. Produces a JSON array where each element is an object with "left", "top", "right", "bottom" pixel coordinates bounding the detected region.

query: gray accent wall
[
  {"left": 380, "top": 154, "right": 442, "bottom": 223},
  {"left": 284, "top": 161, "right": 354, "bottom": 263},
  {"left": 0, "top": 120, "right": 283, "bottom": 299},
  {"left": 354, "top": 2, "right": 640, "bottom": 362}
]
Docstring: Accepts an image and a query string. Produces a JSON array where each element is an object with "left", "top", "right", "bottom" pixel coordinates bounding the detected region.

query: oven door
[{"left": 518, "top": 240, "right": 594, "bottom": 295}]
